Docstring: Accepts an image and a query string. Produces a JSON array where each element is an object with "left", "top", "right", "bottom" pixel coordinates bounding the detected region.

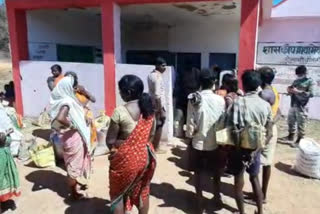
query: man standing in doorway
[{"left": 148, "top": 57, "right": 167, "bottom": 154}]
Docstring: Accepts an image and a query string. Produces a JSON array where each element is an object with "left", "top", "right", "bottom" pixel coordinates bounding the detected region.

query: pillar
[
  {"left": 6, "top": 7, "right": 29, "bottom": 115},
  {"left": 238, "top": 0, "right": 260, "bottom": 88},
  {"left": 101, "top": 1, "right": 116, "bottom": 116}
]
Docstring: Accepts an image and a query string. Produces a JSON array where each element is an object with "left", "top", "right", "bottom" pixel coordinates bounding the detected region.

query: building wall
[
  {"left": 122, "top": 19, "right": 240, "bottom": 68},
  {"left": 114, "top": 4, "right": 122, "bottom": 63},
  {"left": 258, "top": 17, "right": 320, "bottom": 120},
  {"left": 27, "top": 8, "right": 240, "bottom": 68},
  {"left": 272, "top": 0, "right": 320, "bottom": 18},
  {"left": 19, "top": 60, "right": 174, "bottom": 140},
  {"left": 27, "top": 9, "right": 102, "bottom": 55},
  {"left": 169, "top": 21, "right": 240, "bottom": 68},
  {"left": 259, "top": 18, "right": 320, "bottom": 42},
  {"left": 121, "top": 25, "right": 170, "bottom": 62},
  {"left": 19, "top": 61, "right": 105, "bottom": 117}
]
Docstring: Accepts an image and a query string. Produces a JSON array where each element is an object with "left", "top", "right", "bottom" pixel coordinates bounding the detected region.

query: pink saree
[{"left": 60, "top": 130, "right": 91, "bottom": 185}]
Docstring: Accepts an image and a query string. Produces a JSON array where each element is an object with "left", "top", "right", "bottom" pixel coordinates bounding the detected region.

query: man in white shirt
[
  {"left": 186, "top": 69, "right": 226, "bottom": 213},
  {"left": 148, "top": 57, "right": 167, "bottom": 153}
]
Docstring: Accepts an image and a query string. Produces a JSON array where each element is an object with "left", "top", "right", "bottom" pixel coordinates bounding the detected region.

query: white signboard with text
[
  {"left": 28, "top": 43, "right": 57, "bottom": 61},
  {"left": 257, "top": 42, "right": 320, "bottom": 66}
]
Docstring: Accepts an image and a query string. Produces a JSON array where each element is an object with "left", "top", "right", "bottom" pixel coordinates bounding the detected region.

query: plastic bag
[
  {"left": 29, "top": 138, "right": 56, "bottom": 168},
  {"left": 294, "top": 138, "right": 320, "bottom": 179},
  {"left": 95, "top": 111, "right": 110, "bottom": 130},
  {"left": 93, "top": 129, "right": 109, "bottom": 157}
]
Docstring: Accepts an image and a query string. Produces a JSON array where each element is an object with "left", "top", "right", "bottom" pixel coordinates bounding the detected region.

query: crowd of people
[{"left": 0, "top": 57, "right": 315, "bottom": 214}]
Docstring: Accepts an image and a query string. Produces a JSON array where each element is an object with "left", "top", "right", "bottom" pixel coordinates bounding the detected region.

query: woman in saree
[
  {"left": 0, "top": 102, "right": 23, "bottom": 157},
  {"left": 49, "top": 75, "right": 92, "bottom": 200},
  {"left": 0, "top": 105, "right": 21, "bottom": 213},
  {"left": 50, "top": 69, "right": 97, "bottom": 151},
  {"left": 64, "top": 72, "right": 97, "bottom": 153},
  {"left": 106, "top": 75, "right": 159, "bottom": 214}
]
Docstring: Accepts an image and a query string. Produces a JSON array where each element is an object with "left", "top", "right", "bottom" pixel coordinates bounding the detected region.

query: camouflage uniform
[{"left": 288, "top": 77, "right": 315, "bottom": 138}]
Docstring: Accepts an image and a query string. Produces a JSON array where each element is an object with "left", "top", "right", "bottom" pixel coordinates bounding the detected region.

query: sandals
[{"left": 212, "top": 197, "right": 224, "bottom": 209}]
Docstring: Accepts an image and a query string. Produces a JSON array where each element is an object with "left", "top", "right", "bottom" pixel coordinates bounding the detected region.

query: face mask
[{"left": 296, "top": 74, "right": 306, "bottom": 80}]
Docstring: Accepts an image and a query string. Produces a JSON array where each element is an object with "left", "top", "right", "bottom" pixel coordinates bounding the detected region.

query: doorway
[
  {"left": 209, "top": 53, "right": 236, "bottom": 70},
  {"left": 176, "top": 53, "right": 201, "bottom": 74},
  {"left": 126, "top": 50, "right": 176, "bottom": 66}
]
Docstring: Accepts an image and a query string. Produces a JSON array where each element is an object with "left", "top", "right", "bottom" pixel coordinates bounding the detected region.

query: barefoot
[
  {"left": 1, "top": 200, "right": 17, "bottom": 211},
  {"left": 244, "top": 198, "right": 267, "bottom": 205},
  {"left": 243, "top": 192, "right": 254, "bottom": 200},
  {"left": 263, "top": 198, "right": 267, "bottom": 204},
  {"left": 155, "top": 148, "right": 167, "bottom": 154},
  {"left": 195, "top": 200, "right": 205, "bottom": 214},
  {"left": 212, "top": 197, "right": 224, "bottom": 209}
]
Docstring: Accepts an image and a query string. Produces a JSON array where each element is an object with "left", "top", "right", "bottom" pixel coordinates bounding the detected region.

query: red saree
[{"left": 109, "top": 116, "right": 156, "bottom": 212}]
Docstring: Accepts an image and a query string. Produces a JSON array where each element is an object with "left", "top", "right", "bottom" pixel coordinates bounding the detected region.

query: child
[
  {"left": 244, "top": 67, "right": 280, "bottom": 205},
  {"left": 0, "top": 129, "right": 20, "bottom": 213},
  {"left": 283, "top": 65, "right": 314, "bottom": 146}
]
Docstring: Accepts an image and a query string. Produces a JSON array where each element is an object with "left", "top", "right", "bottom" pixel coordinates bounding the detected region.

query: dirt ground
[
  {"left": 1, "top": 60, "right": 320, "bottom": 214},
  {"left": 2, "top": 112, "right": 317, "bottom": 214}
]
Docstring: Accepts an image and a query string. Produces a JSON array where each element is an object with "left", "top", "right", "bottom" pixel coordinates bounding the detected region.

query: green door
[{"left": 57, "top": 44, "right": 94, "bottom": 63}]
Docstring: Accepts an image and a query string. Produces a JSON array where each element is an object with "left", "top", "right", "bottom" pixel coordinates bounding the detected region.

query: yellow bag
[
  {"left": 216, "top": 127, "right": 234, "bottom": 146},
  {"left": 95, "top": 110, "right": 110, "bottom": 130},
  {"left": 240, "top": 125, "right": 266, "bottom": 150},
  {"left": 216, "top": 97, "right": 266, "bottom": 149},
  {"left": 29, "top": 139, "right": 56, "bottom": 168}
]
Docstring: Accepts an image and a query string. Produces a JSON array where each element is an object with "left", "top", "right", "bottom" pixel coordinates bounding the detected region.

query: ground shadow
[
  {"left": 25, "top": 170, "right": 69, "bottom": 198},
  {"left": 151, "top": 182, "right": 237, "bottom": 214},
  {"left": 275, "top": 162, "right": 300, "bottom": 177},
  {"left": 32, "top": 129, "right": 52, "bottom": 141},
  {"left": 64, "top": 198, "right": 110, "bottom": 214},
  {"left": 25, "top": 170, "right": 110, "bottom": 214},
  {"left": 151, "top": 182, "right": 201, "bottom": 213},
  {"left": 179, "top": 170, "right": 235, "bottom": 199},
  {"left": 167, "top": 147, "right": 189, "bottom": 171},
  {"left": 169, "top": 147, "right": 235, "bottom": 197},
  {"left": 24, "top": 161, "right": 39, "bottom": 169},
  {"left": 275, "top": 162, "right": 316, "bottom": 179},
  {"left": 167, "top": 147, "right": 239, "bottom": 213},
  {"left": 0, "top": 200, "right": 17, "bottom": 213},
  {"left": 276, "top": 139, "right": 296, "bottom": 147}
]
